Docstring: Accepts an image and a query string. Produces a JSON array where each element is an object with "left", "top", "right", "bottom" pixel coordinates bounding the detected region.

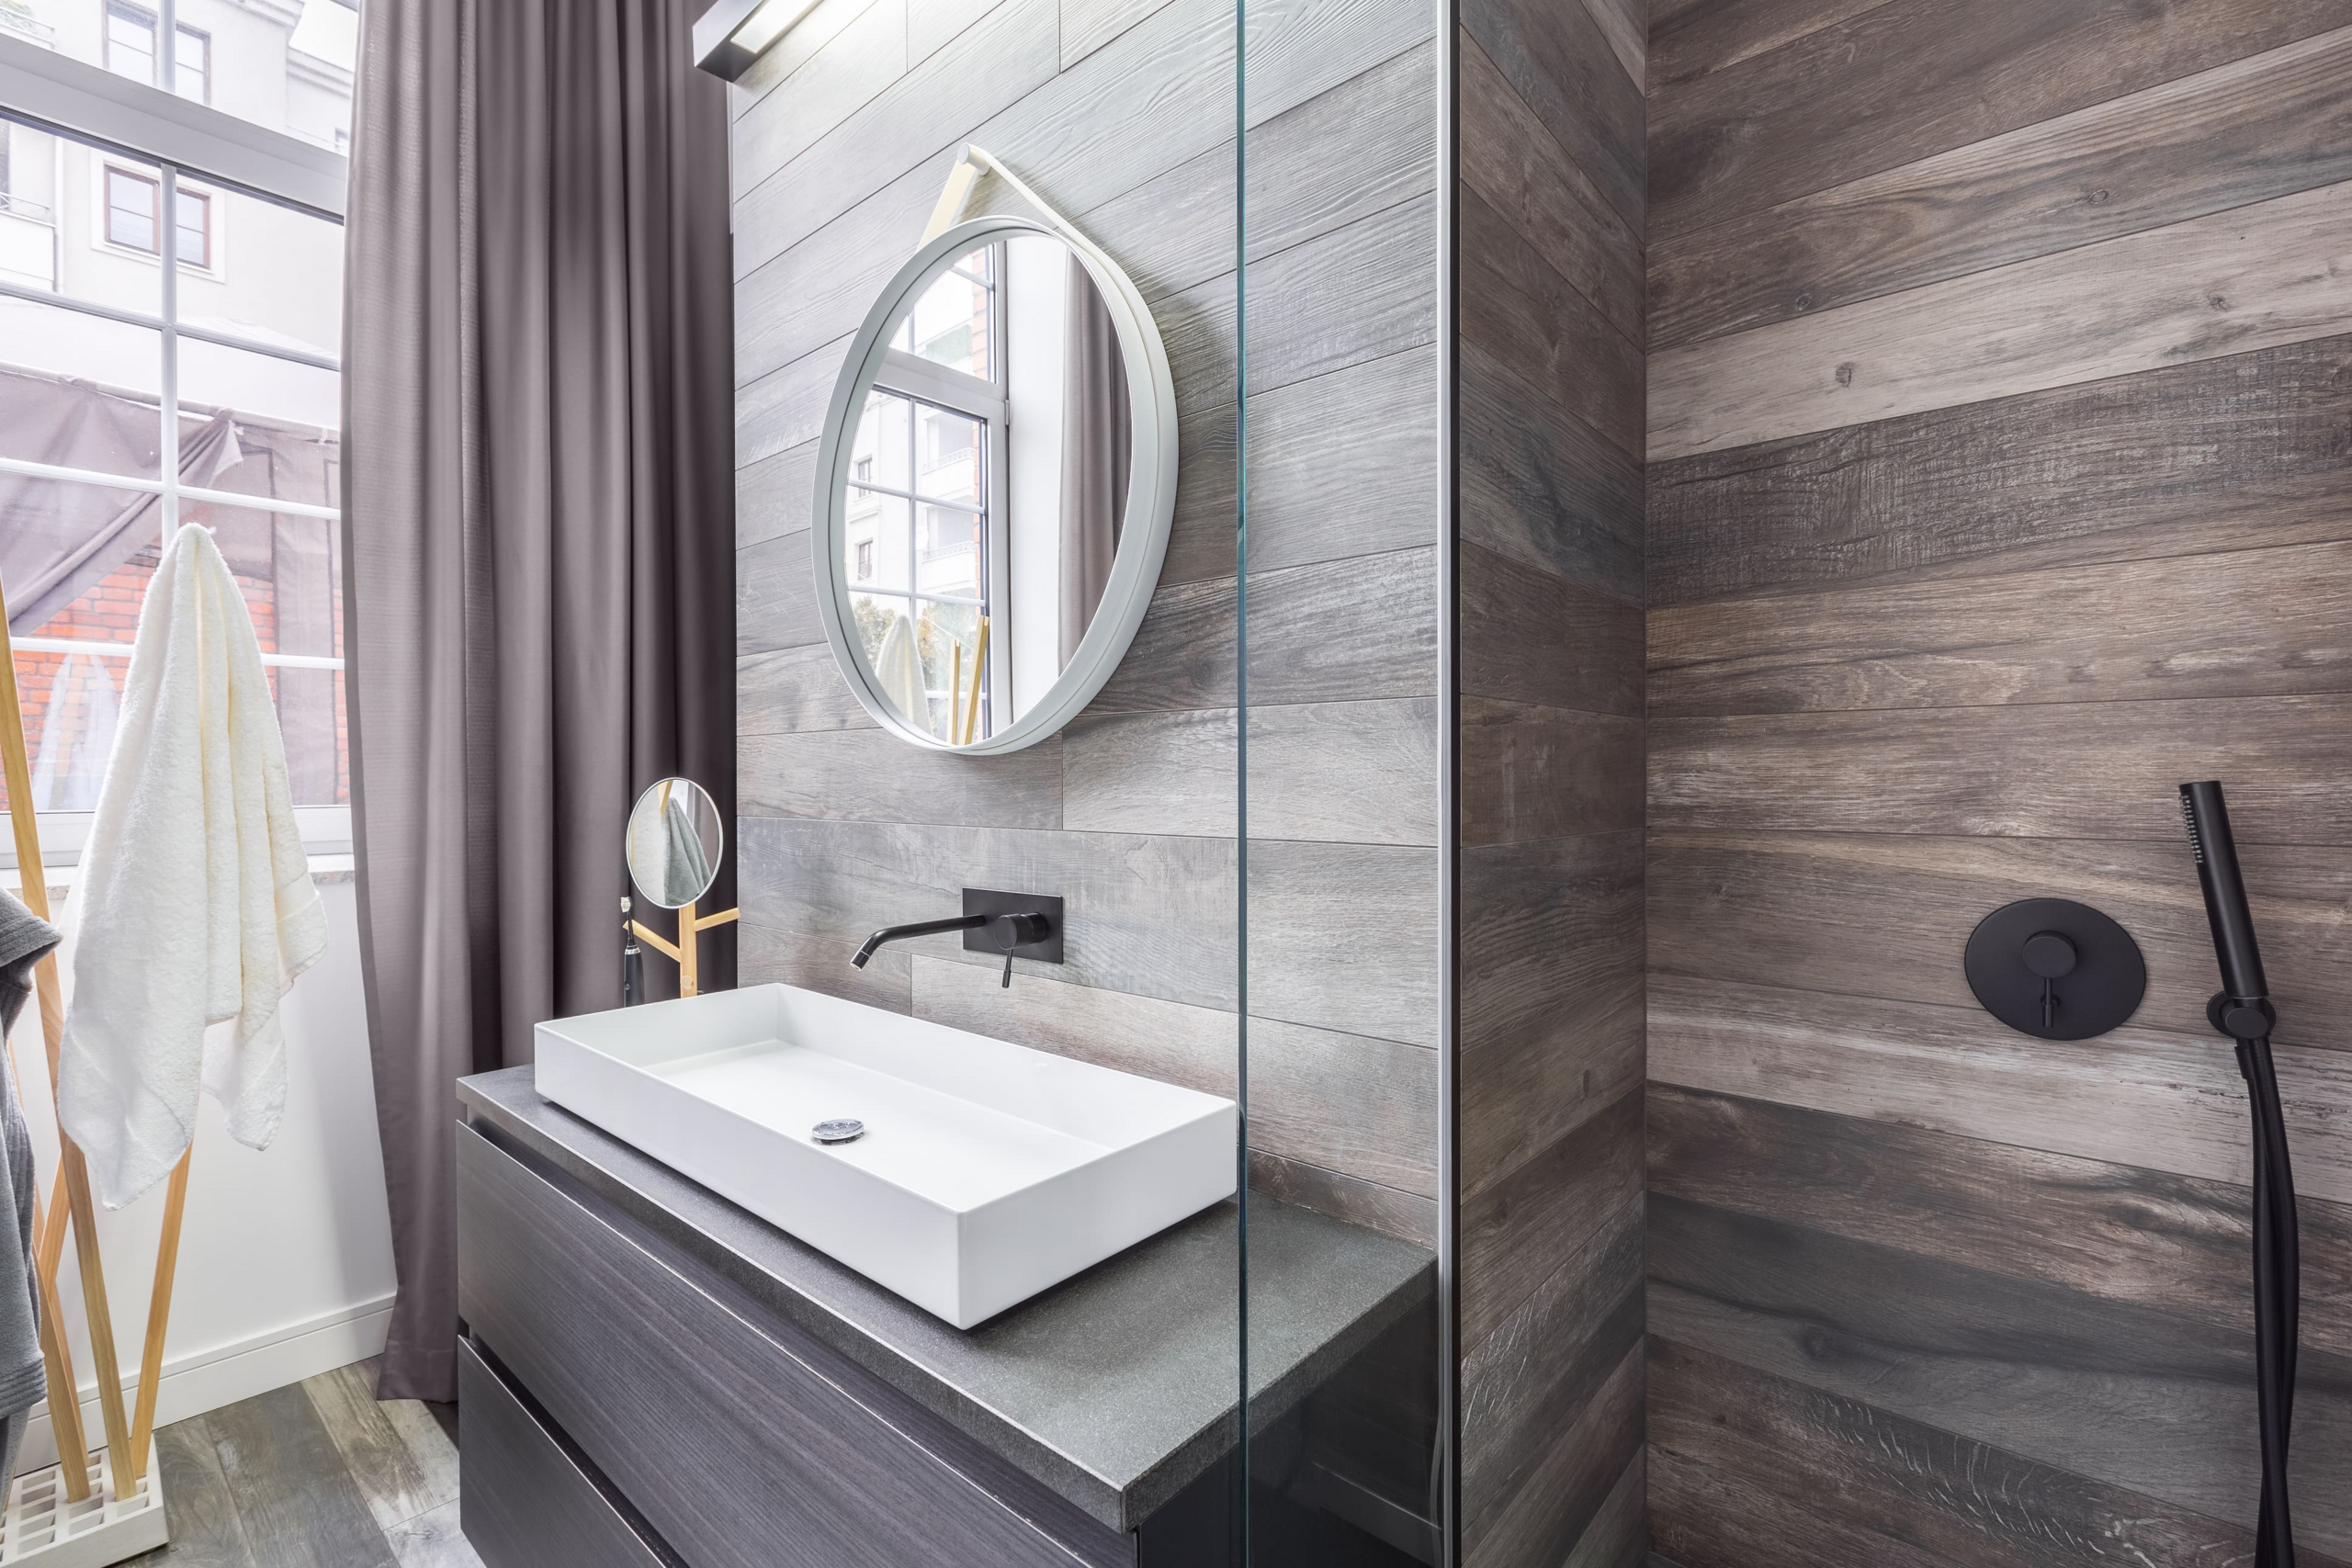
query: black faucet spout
[{"left": 851, "top": 914, "right": 990, "bottom": 968}]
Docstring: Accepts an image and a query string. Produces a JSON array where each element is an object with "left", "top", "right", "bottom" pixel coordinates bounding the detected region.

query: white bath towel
[{"left": 58, "top": 525, "right": 324, "bottom": 1209}]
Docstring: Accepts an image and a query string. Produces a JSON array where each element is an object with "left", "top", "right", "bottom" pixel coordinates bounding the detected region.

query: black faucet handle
[{"left": 989, "top": 910, "right": 1053, "bottom": 987}]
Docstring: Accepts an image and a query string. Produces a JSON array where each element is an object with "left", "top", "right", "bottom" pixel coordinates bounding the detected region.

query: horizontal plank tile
[
  {"left": 738, "top": 729, "right": 1064, "bottom": 828},
  {"left": 738, "top": 815, "right": 1238, "bottom": 1009},
  {"left": 731, "top": 0, "right": 909, "bottom": 200},
  {"left": 1651, "top": 1082, "right": 2352, "bottom": 1359},
  {"left": 910, "top": 0, "right": 1007, "bottom": 61},
  {"left": 1238, "top": 346, "right": 1438, "bottom": 577},
  {"left": 1460, "top": 31, "right": 1643, "bottom": 346},
  {"left": 1243, "top": 0, "right": 1431, "bottom": 131},
  {"left": 1650, "top": 539, "right": 2352, "bottom": 718},
  {"left": 737, "top": 336, "right": 852, "bottom": 468},
  {"left": 740, "top": 645, "right": 877, "bottom": 735},
  {"left": 734, "top": 165, "right": 938, "bottom": 389},
  {"left": 1648, "top": 333, "right": 2352, "bottom": 606},
  {"left": 1461, "top": 1093, "right": 1645, "bottom": 1347},
  {"left": 1460, "top": 341, "right": 1645, "bottom": 606},
  {"left": 1652, "top": 179, "right": 2352, "bottom": 461},
  {"left": 731, "top": 0, "right": 1058, "bottom": 276},
  {"left": 1565, "top": 1451, "right": 1647, "bottom": 1568},
  {"left": 736, "top": 441, "right": 819, "bottom": 548},
  {"left": 1646, "top": 0, "right": 2352, "bottom": 240},
  {"left": 1460, "top": 0, "right": 1644, "bottom": 234},
  {"left": 1060, "top": 0, "right": 1166, "bottom": 65},
  {"left": 1582, "top": 0, "right": 1642, "bottom": 90},
  {"left": 731, "top": 0, "right": 890, "bottom": 108},
  {"left": 1647, "top": 829, "right": 2352, "bottom": 1054},
  {"left": 1652, "top": 25, "right": 2352, "bottom": 350},
  {"left": 1247, "top": 840, "right": 1439, "bottom": 1045},
  {"left": 1649, "top": 694, "right": 2352, "bottom": 843},
  {"left": 737, "top": 530, "right": 820, "bottom": 654},
  {"left": 1091, "top": 547, "right": 1437, "bottom": 714},
  {"left": 1246, "top": 190, "right": 1437, "bottom": 398},
  {"left": 1248, "top": 1149, "right": 1436, "bottom": 1247},
  {"left": 1463, "top": 1191, "right": 1645, "bottom": 1537},
  {"left": 1062, "top": 700, "right": 1439, "bottom": 844},
  {"left": 1648, "top": 973, "right": 2352, "bottom": 1204},
  {"left": 1644, "top": 0, "right": 1891, "bottom": 92},
  {"left": 740, "top": 918, "right": 915, "bottom": 1013},
  {"left": 1461, "top": 543, "right": 1643, "bottom": 714},
  {"left": 1648, "top": 1336, "right": 2305, "bottom": 1568},
  {"left": 1647, "top": 1193, "right": 2352, "bottom": 1554},
  {"left": 1462, "top": 186, "right": 1644, "bottom": 461},
  {"left": 1461, "top": 697, "right": 1643, "bottom": 846},
  {"left": 1464, "top": 1338, "right": 1644, "bottom": 1568}
]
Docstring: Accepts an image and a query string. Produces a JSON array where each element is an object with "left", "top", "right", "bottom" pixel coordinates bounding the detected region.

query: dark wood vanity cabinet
[{"left": 456, "top": 1121, "right": 1136, "bottom": 1568}]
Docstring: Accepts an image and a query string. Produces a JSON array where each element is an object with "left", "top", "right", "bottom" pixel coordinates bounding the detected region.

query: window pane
[
  {"left": 181, "top": 190, "right": 344, "bottom": 361},
  {"left": 0, "top": 298, "right": 164, "bottom": 479},
  {"left": 178, "top": 338, "right": 340, "bottom": 497},
  {"left": 106, "top": 166, "right": 157, "bottom": 252},
  {"left": 916, "top": 504, "right": 982, "bottom": 600},
  {"left": 843, "top": 491, "right": 908, "bottom": 594},
  {"left": 6, "top": 642, "right": 129, "bottom": 812},
  {"left": 2, "top": 476, "right": 153, "bottom": 812},
  {"left": 915, "top": 599, "right": 981, "bottom": 743},
  {"left": 105, "top": 1, "right": 157, "bottom": 84},
  {"left": 913, "top": 403, "right": 979, "bottom": 505},
  {"left": 851, "top": 389, "right": 910, "bottom": 491},
  {"left": 175, "top": 188, "right": 209, "bottom": 268},
  {"left": 207, "top": 511, "right": 342, "bottom": 803},
  {"left": 0, "top": 124, "right": 163, "bottom": 313},
  {"left": 893, "top": 249, "right": 992, "bottom": 380},
  {"left": 175, "top": 26, "right": 208, "bottom": 101}
]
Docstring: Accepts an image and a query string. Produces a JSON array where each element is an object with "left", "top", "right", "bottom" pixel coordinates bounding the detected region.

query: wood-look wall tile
[
  {"left": 1460, "top": 341, "right": 1644, "bottom": 605},
  {"left": 1650, "top": 694, "right": 2352, "bottom": 844},
  {"left": 736, "top": 441, "right": 818, "bottom": 549},
  {"left": 912, "top": 952, "right": 1234, "bottom": 1090},
  {"left": 1059, "top": 0, "right": 1168, "bottom": 66},
  {"left": 1460, "top": 698, "right": 1643, "bottom": 847},
  {"left": 1463, "top": 1340, "right": 1645, "bottom": 1568},
  {"left": 736, "top": 531, "right": 820, "bottom": 654},
  {"left": 1248, "top": 840, "right": 1439, "bottom": 1046},
  {"left": 1645, "top": 0, "right": 2352, "bottom": 240},
  {"left": 740, "top": 645, "right": 876, "bottom": 736},
  {"left": 1243, "top": 0, "right": 1432, "bottom": 130},
  {"left": 1460, "top": 542, "right": 1643, "bottom": 714},
  {"left": 1159, "top": 269, "right": 1238, "bottom": 421},
  {"left": 1648, "top": 974, "right": 2352, "bottom": 1204},
  {"left": 731, "top": 0, "right": 1057, "bottom": 275},
  {"left": 1063, "top": 700, "right": 1438, "bottom": 844},
  {"left": 1644, "top": 0, "right": 1888, "bottom": 93},
  {"left": 1651, "top": 25, "right": 2352, "bottom": 351},
  {"left": 737, "top": 336, "right": 852, "bottom": 468},
  {"left": 730, "top": 0, "right": 909, "bottom": 201},
  {"left": 1462, "top": 186, "right": 1645, "bottom": 461},
  {"left": 1581, "top": 0, "right": 1643, "bottom": 90},
  {"left": 1647, "top": 1195, "right": 2352, "bottom": 1555},
  {"left": 1647, "top": 829, "right": 2352, "bottom": 1055},
  {"left": 1650, "top": 1083, "right": 2352, "bottom": 1358},
  {"left": 1654, "top": 179, "right": 2352, "bottom": 461},
  {"left": 909, "top": 0, "right": 1009, "bottom": 62},
  {"left": 1460, "top": 33, "right": 1644, "bottom": 345},
  {"left": 1649, "top": 333, "right": 2352, "bottom": 606},
  {"left": 1162, "top": 403, "right": 1238, "bottom": 586},
  {"left": 1463, "top": 1193, "right": 1645, "bottom": 1539},
  {"left": 737, "top": 815, "right": 1238, "bottom": 1009},
  {"left": 731, "top": 0, "right": 889, "bottom": 109},
  {"left": 738, "top": 730, "right": 1063, "bottom": 828},
  {"left": 1648, "top": 1337, "right": 2290, "bottom": 1568},
  {"left": 740, "top": 919, "right": 914, "bottom": 1013},
  {"left": 1459, "top": 0, "right": 1644, "bottom": 233},
  {"left": 1240, "top": 345, "right": 1438, "bottom": 578},
  {"left": 1461, "top": 1092, "right": 1645, "bottom": 1345},
  {"left": 1248, "top": 1149, "right": 1438, "bottom": 1248},
  {"left": 1091, "top": 547, "right": 1437, "bottom": 714},
  {"left": 1649, "top": 539, "right": 2352, "bottom": 718},
  {"left": 735, "top": 165, "right": 937, "bottom": 388},
  {"left": 1246, "top": 191, "right": 1438, "bottom": 398},
  {"left": 1563, "top": 1451, "right": 1648, "bottom": 1568}
]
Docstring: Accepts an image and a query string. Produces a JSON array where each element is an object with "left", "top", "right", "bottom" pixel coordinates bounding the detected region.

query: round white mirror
[
  {"left": 626, "top": 777, "right": 725, "bottom": 909},
  {"left": 810, "top": 216, "right": 1176, "bottom": 752}
]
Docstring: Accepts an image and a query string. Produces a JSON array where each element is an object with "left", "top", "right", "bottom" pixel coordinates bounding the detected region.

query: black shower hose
[{"left": 2239, "top": 1032, "right": 2299, "bottom": 1568}]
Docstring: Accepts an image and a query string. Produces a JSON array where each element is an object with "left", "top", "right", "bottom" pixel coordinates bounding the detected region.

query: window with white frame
[
  {"left": 842, "top": 243, "right": 1007, "bottom": 744},
  {"left": 0, "top": 6, "right": 353, "bottom": 850}
]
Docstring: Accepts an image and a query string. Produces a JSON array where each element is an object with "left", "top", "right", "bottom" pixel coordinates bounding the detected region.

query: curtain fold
[
  {"left": 1057, "top": 256, "right": 1129, "bottom": 670},
  {"left": 343, "top": 0, "right": 735, "bottom": 1403}
]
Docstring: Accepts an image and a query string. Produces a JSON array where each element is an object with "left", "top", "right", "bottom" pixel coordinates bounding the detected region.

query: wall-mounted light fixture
[{"left": 695, "top": 0, "right": 823, "bottom": 81}]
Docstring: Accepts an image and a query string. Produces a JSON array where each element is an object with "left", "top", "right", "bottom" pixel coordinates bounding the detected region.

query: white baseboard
[{"left": 12, "top": 1295, "right": 396, "bottom": 1475}]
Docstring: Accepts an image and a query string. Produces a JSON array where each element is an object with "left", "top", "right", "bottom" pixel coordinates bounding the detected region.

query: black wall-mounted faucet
[{"left": 852, "top": 888, "right": 1065, "bottom": 987}]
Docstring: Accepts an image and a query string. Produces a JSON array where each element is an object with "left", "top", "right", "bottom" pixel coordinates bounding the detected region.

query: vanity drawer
[
  {"left": 458, "top": 1337, "right": 675, "bottom": 1568},
  {"left": 456, "top": 1122, "right": 1098, "bottom": 1568}
]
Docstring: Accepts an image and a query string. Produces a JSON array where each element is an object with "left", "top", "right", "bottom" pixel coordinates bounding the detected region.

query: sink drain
[{"left": 811, "top": 1118, "right": 866, "bottom": 1145}]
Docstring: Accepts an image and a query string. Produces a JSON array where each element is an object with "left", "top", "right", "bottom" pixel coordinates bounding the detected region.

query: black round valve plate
[{"left": 1964, "top": 898, "right": 2145, "bottom": 1042}]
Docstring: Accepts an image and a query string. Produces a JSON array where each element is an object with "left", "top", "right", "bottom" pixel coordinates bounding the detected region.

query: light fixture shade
[{"left": 694, "top": 0, "right": 819, "bottom": 82}]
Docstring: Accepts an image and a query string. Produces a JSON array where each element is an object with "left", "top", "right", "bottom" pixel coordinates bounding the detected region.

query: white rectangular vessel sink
[{"left": 535, "top": 983, "right": 1238, "bottom": 1328}]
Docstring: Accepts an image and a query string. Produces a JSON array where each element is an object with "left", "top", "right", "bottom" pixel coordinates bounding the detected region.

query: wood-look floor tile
[
  {"left": 121, "top": 1416, "right": 254, "bottom": 1568},
  {"left": 204, "top": 1384, "right": 399, "bottom": 1568},
  {"left": 384, "top": 1502, "right": 485, "bottom": 1568},
  {"left": 303, "top": 1360, "right": 459, "bottom": 1531}
]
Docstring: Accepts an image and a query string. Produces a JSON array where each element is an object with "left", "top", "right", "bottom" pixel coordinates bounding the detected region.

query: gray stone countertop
[{"left": 457, "top": 1065, "right": 1434, "bottom": 1533}]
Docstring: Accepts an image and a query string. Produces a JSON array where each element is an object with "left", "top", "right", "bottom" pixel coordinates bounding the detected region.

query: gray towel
[{"left": 0, "top": 889, "right": 59, "bottom": 1477}]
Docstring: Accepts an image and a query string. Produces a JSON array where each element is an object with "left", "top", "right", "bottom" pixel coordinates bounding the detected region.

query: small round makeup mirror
[{"left": 625, "top": 777, "right": 725, "bottom": 909}]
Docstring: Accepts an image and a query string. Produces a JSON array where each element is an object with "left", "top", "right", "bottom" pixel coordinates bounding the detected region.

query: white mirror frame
[{"left": 809, "top": 213, "right": 1178, "bottom": 754}]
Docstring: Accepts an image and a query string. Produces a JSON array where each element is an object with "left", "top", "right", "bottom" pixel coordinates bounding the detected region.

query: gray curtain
[
  {"left": 1057, "top": 256, "right": 1129, "bottom": 669},
  {"left": 342, "top": 0, "right": 735, "bottom": 1402}
]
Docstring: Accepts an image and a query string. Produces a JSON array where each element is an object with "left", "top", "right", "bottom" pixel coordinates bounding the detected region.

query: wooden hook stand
[
  {"left": 629, "top": 898, "right": 741, "bottom": 998},
  {"left": 0, "top": 578, "right": 184, "bottom": 1502}
]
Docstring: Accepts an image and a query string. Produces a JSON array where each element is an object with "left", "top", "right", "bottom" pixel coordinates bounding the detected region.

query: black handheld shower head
[{"left": 2181, "top": 782, "right": 2272, "bottom": 1036}]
